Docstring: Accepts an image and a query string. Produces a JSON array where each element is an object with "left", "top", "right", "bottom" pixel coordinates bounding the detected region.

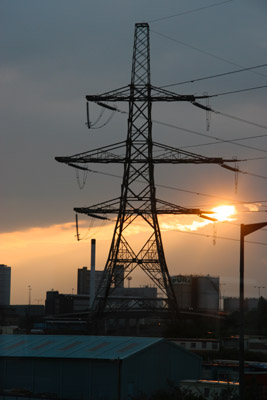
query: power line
[
  {"left": 244, "top": 156, "right": 267, "bottom": 161},
  {"left": 172, "top": 229, "right": 267, "bottom": 246},
  {"left": 151, "top": 29, "right": 267, "bottom": 79},
  {"left": 115, "top": 105, "right": 267, "bottom": 149},
  {"left": 79, "top": 165, "right": 267, "bottom": 208},
  {"left": 108, "top": 101, "right": 267, "bottom": 153},
  {"left": 160, "top": 63, "right": 267, "bottom": 89},
  {"left": 209, "top": 84, "right": 267, "bottom": 98},
  {"left": 152, "top": 118, "right": 267, "bottom": 153},
  {"left": 180, "top": 136, "right": 267, "bottom": 152},
  {"left": 148, "top": 0, "right": 234, "bottom": 23}
]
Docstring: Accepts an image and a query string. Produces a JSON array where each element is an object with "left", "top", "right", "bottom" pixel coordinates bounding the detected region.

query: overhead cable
[
  {"left": 173, "top": 229, "right": 267, "bottom": 246},
  {"left": 208, "top": 84, "right": 267, "bottom": 98},
  {"left": 152, "top": 118, "right": 267, "bottom": 153},
  {"left": 160, "top": 63, "right": 267, "bottom": 89},
  {"left": 77, "top": 164, "right": 267, "bottom": 207},
  {"left": 114, "top": 105, "right": 267, "bottom": 151},
  {"left": 148, "top": 0, "right": 234, "bottom": 23},
  {"left": 151, "top": 29, "right": 267, "bottom": 79}
]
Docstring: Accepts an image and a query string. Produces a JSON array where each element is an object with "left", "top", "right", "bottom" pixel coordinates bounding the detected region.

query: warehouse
[{"left": 0, "top": 334, "right": 201, "bottom": 400}]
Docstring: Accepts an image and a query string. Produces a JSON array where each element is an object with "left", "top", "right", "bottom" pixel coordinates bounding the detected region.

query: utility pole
[
  {"left": 239, "top": 222, "right": 267, "bottom": 400},
  {"left": 56, "top": 23, "right": 238, "bottom": 319}
]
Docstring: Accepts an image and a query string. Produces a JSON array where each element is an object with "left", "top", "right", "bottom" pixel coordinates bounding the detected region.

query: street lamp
[
  {"left": 254, "top": 285, "right": 265, "bottom": 298},
  {"left": 239, "top": 222, "right": 267, "bottom": 400}
]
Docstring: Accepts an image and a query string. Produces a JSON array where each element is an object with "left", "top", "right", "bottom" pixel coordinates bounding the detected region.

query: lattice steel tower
[{"left": 56, "top": 23, "right": 237, "bottom": 317}]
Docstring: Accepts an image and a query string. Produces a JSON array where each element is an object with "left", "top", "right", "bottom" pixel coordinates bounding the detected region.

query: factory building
[
  {"left": 77, "top": 265, "right": 124, "bottom": 296},
  {"left": 223, "top": 297, "right": 258, "bottom": 313},
  {"left": 0, "top": 264, "right": 11, "bottom": 306},
  {"left": 45, "top": 286, "right": 157, "bottom": 316},
  {"left": 77, "top": 266, "right": 106, "bottom": 295},
  {"left": 0, "top": 335, "right": 201, "bottom": 400},
  {"left": 171, "top": 274, "right": 219, "bottom": 312}
]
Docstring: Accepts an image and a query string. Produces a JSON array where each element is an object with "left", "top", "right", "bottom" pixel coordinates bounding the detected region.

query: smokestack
[{"left": 90, "top": 239, "right": 96, "bottom": 308}]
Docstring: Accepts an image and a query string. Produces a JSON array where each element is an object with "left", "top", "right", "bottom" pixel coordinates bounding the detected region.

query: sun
[{"left": 211, "top": 205, "right": 236, "bottom": 222}]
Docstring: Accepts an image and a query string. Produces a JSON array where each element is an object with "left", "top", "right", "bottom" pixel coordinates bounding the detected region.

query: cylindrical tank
[
  {"left": 171, "top": 275, "right": 193, "bottom": 309},
  {"left": 196, "top": 276, "right": 219, "bottom": 312}
]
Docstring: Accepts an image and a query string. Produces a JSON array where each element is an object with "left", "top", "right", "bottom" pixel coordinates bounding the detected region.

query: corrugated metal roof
[{"left": 0, "top": 335, "right": 162, "bottom": 360}]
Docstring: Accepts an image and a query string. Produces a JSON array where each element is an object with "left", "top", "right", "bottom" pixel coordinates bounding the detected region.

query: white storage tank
[
  {"left": 171, "top": 275, "right": 193, "bottom": 309},
  {"left": 196, "top": 275, "right": 219, "bottom": 312}
]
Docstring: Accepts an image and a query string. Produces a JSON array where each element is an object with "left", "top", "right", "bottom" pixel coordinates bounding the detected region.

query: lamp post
[
  {"left": 239, "top": 222, "right": 267, "bottom": 400},
  {"left": 254, "top": 285, "right": 265, "bottom": 298}
]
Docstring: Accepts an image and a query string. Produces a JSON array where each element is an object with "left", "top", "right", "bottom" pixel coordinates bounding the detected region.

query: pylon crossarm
[
  {"left": 55, "top": 141, "right": 126, "bottom": 165},
  {"left": 152, "top": 141, "right": 239, "bottom": 165},
  {"left": 86, "top": 84, "right": 202, "bottom": 103},
  {"left": 86, "top": 85, "right": 130, "bottom": 102},
  {"left": 56, "top": 140, "right": 240, "bottom": 166},
  {"left": 74, "top": 199, "right": 216, "bottom": 218},
  {"left": 155, "top": 198, "right": 214, "bottom": 217}
]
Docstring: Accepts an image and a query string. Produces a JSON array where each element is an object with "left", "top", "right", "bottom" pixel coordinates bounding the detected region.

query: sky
[{"left": 1, "top": 0, "right": 267, "bottom": 304}]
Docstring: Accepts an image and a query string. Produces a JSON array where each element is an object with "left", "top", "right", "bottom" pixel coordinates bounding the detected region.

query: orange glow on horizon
[{"left": 0, "top": 206, "right": 238, "bottom": 304}]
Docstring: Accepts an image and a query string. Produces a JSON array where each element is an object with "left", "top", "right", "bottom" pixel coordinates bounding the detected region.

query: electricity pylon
[{"left": 56, "top": 23, "right": 238, "bottom": 318}]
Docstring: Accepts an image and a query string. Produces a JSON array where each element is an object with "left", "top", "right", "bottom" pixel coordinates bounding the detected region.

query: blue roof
[{"left": 0, "top": 335, "right": 163, "bottom": 360}]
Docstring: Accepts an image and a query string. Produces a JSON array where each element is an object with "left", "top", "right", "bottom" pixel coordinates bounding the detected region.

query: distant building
[
  {"left": 77, "top": 266, "right": 108, "bottom": 295},
  {"left": 45, "top": 291, "right": 90, "bottom": 315},
  {"left": 171, "top": 274, "right": 219, "bottom": 312},
  {"left": 171, "top": 338, "right": 220, "bottom": 352},
  {"left": 45, "top": 286, "right": 157, "bottom": 316},
  {"left": 223, "top": 297, "right": 258, "bottom": 312},
  {"left": 0, "top": 264, "right": 11, "bottom": 305},
  {"left": 77, "top": 265, "right": 125, "bottom": 296}
]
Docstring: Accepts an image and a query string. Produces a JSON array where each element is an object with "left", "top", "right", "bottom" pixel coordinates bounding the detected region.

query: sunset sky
[{"left": 1, "top": 0, "right": 267, "bottom": 304}]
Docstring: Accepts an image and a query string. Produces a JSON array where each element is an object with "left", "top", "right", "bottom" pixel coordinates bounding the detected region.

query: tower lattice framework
[{"left": 56, "top": 23, "right": 238, "bottom": 317}]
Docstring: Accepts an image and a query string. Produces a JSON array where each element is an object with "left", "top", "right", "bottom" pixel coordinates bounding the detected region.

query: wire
[
  {"left": 114, "top": 105, "right": 267, "bottom": 153},
  {"left": 151, "top": 29, "right": 267, "bottom": 79},
  {"left": 148, "top": 0, "right": 234, "bottom": 23},
  {"left": 160, "top": 63, "right": 267, "bottom": 89},
  {"left": 180, "top": 136, "right": 267, "bottom": 152},
  {"left": 152, "top": 118, "right": 267, "bottom": 153},
  {"left": 172, "top": 229, "right": 267, "bottom": 246},
  {"left": 113, "top": 102, "right": 267, "bottom": 153},
  {"left": 76, "top": 164, "right": 267, "bottom": 209},
  {"left": 209, "top": 84, "right": 267, "bottom": 98}
]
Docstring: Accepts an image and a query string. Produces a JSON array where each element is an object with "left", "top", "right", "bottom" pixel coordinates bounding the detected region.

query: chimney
[{"left": 90, "top": 239, "right": 96, "bottom": 308}]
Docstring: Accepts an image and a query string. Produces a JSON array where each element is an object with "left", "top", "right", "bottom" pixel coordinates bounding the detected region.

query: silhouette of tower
[{"left": 56, "top": 23, "right": 237, "bottom": 318}]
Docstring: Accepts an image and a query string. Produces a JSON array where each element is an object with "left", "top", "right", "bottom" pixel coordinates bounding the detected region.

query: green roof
[{"left": 0, "top": 335, "right": 163, "bottom": 360}]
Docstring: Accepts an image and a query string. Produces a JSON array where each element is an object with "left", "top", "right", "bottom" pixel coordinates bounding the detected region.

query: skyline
[{"left": 1, "top": 1, "right": 266, "bottom": 304}]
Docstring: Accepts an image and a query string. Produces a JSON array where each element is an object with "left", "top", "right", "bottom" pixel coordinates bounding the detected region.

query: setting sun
[{"left": 211, "top": 205, "right": 237, "bottom": 222}]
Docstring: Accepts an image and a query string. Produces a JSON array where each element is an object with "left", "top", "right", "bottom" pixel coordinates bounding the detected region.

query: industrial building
[
  {"left": 45, "top": 291, "right": 90, "bottom": 315},
  {"left": 0, "top": 334, "right": 201, "bottom": 400},
  {"left": 45, "top": 286, "right": 157, "bottom": 316},
  {"left": 171, "top": 338, "right": 220, "bottom": 352},
  {"left": 77, "top": 266, "right": 106, "bottom": 295},
  {"left": 223, "top": 296, "right": 258, "bottom": 312},
  {"left": 0, "top": 264, "right": 11, "bottom": 306},
  {"left": 77, "top": 265, "right": 124, "bottom": 295},
  {"left": 171, "top": 274, "right": 219, "bottom": 312}
]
